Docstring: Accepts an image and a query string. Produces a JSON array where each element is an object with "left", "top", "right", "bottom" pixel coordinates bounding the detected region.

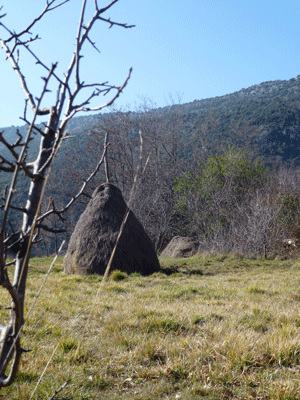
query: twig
[
  {"left": 29, "top": 342, "right": 60, "bottom": 400},
  {"left": 48, "top": 378, "right": 71, "bottom": 400},
  {"left": 70, "top": 68, "right": 132, "bottom": 116},
  {"left": 3, "top": 0, "right": 70, "bottom": 44},
  {"left": 37, "top": 142, "right": 109, "bottom": 221}
]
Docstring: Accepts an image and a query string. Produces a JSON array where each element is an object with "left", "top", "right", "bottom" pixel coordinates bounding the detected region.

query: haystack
[
  {"left": 160, "top": 236, "right": 199, "bottom": 258},
  {"left": 63, "top": 183, "right": 161, "bottom": 275}
]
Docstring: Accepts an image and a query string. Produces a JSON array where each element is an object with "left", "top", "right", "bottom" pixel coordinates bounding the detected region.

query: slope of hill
[
  {"left": 170, "top": 75, "right": 300, "bottom": 165},
  {"left": 2, "top": 74, "right": 300, "bottom": 168}
]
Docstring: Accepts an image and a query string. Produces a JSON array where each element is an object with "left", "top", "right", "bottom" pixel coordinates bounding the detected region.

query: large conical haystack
[{"left": 63, "top": 183, "right": 161, "bottom": 275}]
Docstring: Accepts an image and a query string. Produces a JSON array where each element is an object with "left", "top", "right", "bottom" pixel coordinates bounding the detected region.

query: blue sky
[{"left": 1, "top": 0, "right": 300, "bottom": 127}]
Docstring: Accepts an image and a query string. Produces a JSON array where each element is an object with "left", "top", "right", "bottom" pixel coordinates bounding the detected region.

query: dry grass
[{"left": 1, "top": 254, "right": 300, "bottom": 399}]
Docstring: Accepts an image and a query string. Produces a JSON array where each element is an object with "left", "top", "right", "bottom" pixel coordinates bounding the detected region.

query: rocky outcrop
[{"left": 160, "top": 236, "right": 199, "bottom": 258}]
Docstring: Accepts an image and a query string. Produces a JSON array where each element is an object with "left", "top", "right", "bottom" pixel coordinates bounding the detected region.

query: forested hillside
[
  {"left": 172, "top": 75, "right": 300, "bottom": 165},
  {"left": 3, "top": 74, "right": 300, "bottom": 165},
  {"left": 2, "top": 75, "right": 300, "bottom": 256}
]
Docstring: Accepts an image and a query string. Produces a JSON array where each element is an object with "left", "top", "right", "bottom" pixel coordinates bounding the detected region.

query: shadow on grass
[
  {"left": 159, "top": 253, "right": 297, "bottom": 277},
  {"left": 160, "top": 264, "right": 205, "bottom": 276}
]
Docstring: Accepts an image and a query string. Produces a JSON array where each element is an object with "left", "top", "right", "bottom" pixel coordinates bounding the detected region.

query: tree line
[{"left": 44, "top": 101, "right": 300, "bottom": 259}]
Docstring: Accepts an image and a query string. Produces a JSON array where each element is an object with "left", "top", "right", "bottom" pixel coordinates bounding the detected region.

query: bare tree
[
  {"left": 0, "top": 0, "right": 133, "bottom": 387},
  {"left": 83, "top": 100, "right": 186, "bottom": 251}
]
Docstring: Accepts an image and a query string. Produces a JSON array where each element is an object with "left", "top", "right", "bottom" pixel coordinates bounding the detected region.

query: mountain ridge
[{"left": 1, "top": 74, "right": 300, "bottom": 167}]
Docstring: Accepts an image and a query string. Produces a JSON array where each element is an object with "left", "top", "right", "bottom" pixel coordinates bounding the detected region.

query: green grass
[
  {"left": 1, "top": 254, "right": 300, "bottom": 399},
  {"left": 110, "top": 270, "right": 128, "bottom": 282}
]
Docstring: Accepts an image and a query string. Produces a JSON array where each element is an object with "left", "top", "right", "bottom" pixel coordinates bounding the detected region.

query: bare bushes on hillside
[
  {"left": 175, "top": 151, "right": 300, "bottom": 257},
  {"left": 63, "top": 108, "right": 300, "bottom": 258}
]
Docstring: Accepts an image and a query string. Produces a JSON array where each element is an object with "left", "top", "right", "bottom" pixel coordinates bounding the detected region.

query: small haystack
[
  {"left": 160, "top": 236, "right": 199, "bottom": 258},
  {"left": 63, "top": 183, "right": 161, "bottom": 275}
]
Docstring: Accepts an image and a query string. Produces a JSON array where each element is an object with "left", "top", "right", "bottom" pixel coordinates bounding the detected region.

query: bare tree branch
[
  {"left": 35, "top": 224, "right": 66, "bottom": 234},
  {"left": 0, "top": 39, "right": 36, "bottom": 111},
  {"left": 75, "top": 0, "right": 87, "bottom": 89},
  {"left": 38, "top": 142, "right": 109, "bottom": 221},
  {"left": 71, "top": 67, "right": 132, "bottom": 114},
  {"left": 98, "top": 16, "right": 135, "bottom": 29},
  {"left": 86, "top": 35, "right": 101, "bottom": 53},
  {"left": 1, "top": 0, "right": 70, "bottom": 44}
]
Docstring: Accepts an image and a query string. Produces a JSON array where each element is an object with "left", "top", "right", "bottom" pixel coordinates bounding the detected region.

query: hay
[{"left": 63, "top": 183, "right": 161, "bottom": 275}]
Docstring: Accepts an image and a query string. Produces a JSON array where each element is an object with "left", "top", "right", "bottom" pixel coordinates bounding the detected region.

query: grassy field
[{"left": 1, "top": 254, "right": 300, "bottom": 399}]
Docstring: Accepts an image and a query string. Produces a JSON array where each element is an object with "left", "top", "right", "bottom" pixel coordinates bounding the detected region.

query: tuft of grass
[
  {"left": 60, "top": 337, "right": 78, "bottom": 353},
  {"left": 110, "top": 270, "right": 128, "bottom": 281},
  {"left": 192, "top": 315, "right": 206, "bottom": 325},
  {"left": 248, "top": 286, "right": 268, "bottom": 294},
  {"left": 85, "top": 375, "right": 112, "bottom": 391},
  {"left": 107, "top": 285, "right": 126, "bottom": 293},
  {"left": 279, "top": 344, "right": 300, "bottom": 367},
  {"left": 240, "top": 308, "right": 273, "bottom": 332},
  {"left": 162, "top": 363, "right": 189, "bottom": 382},
  {"left": 142, "top": 316, "right": 185, "bottom": 334},
  {"left": 16, "top": 371, "right": 39, "bottom": 383},
  {"left": 171, "top": 286, "right": 201, "bottom": 298},
  {"left": 130, "top": 272, "right": 142, "bottom": 278}
]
